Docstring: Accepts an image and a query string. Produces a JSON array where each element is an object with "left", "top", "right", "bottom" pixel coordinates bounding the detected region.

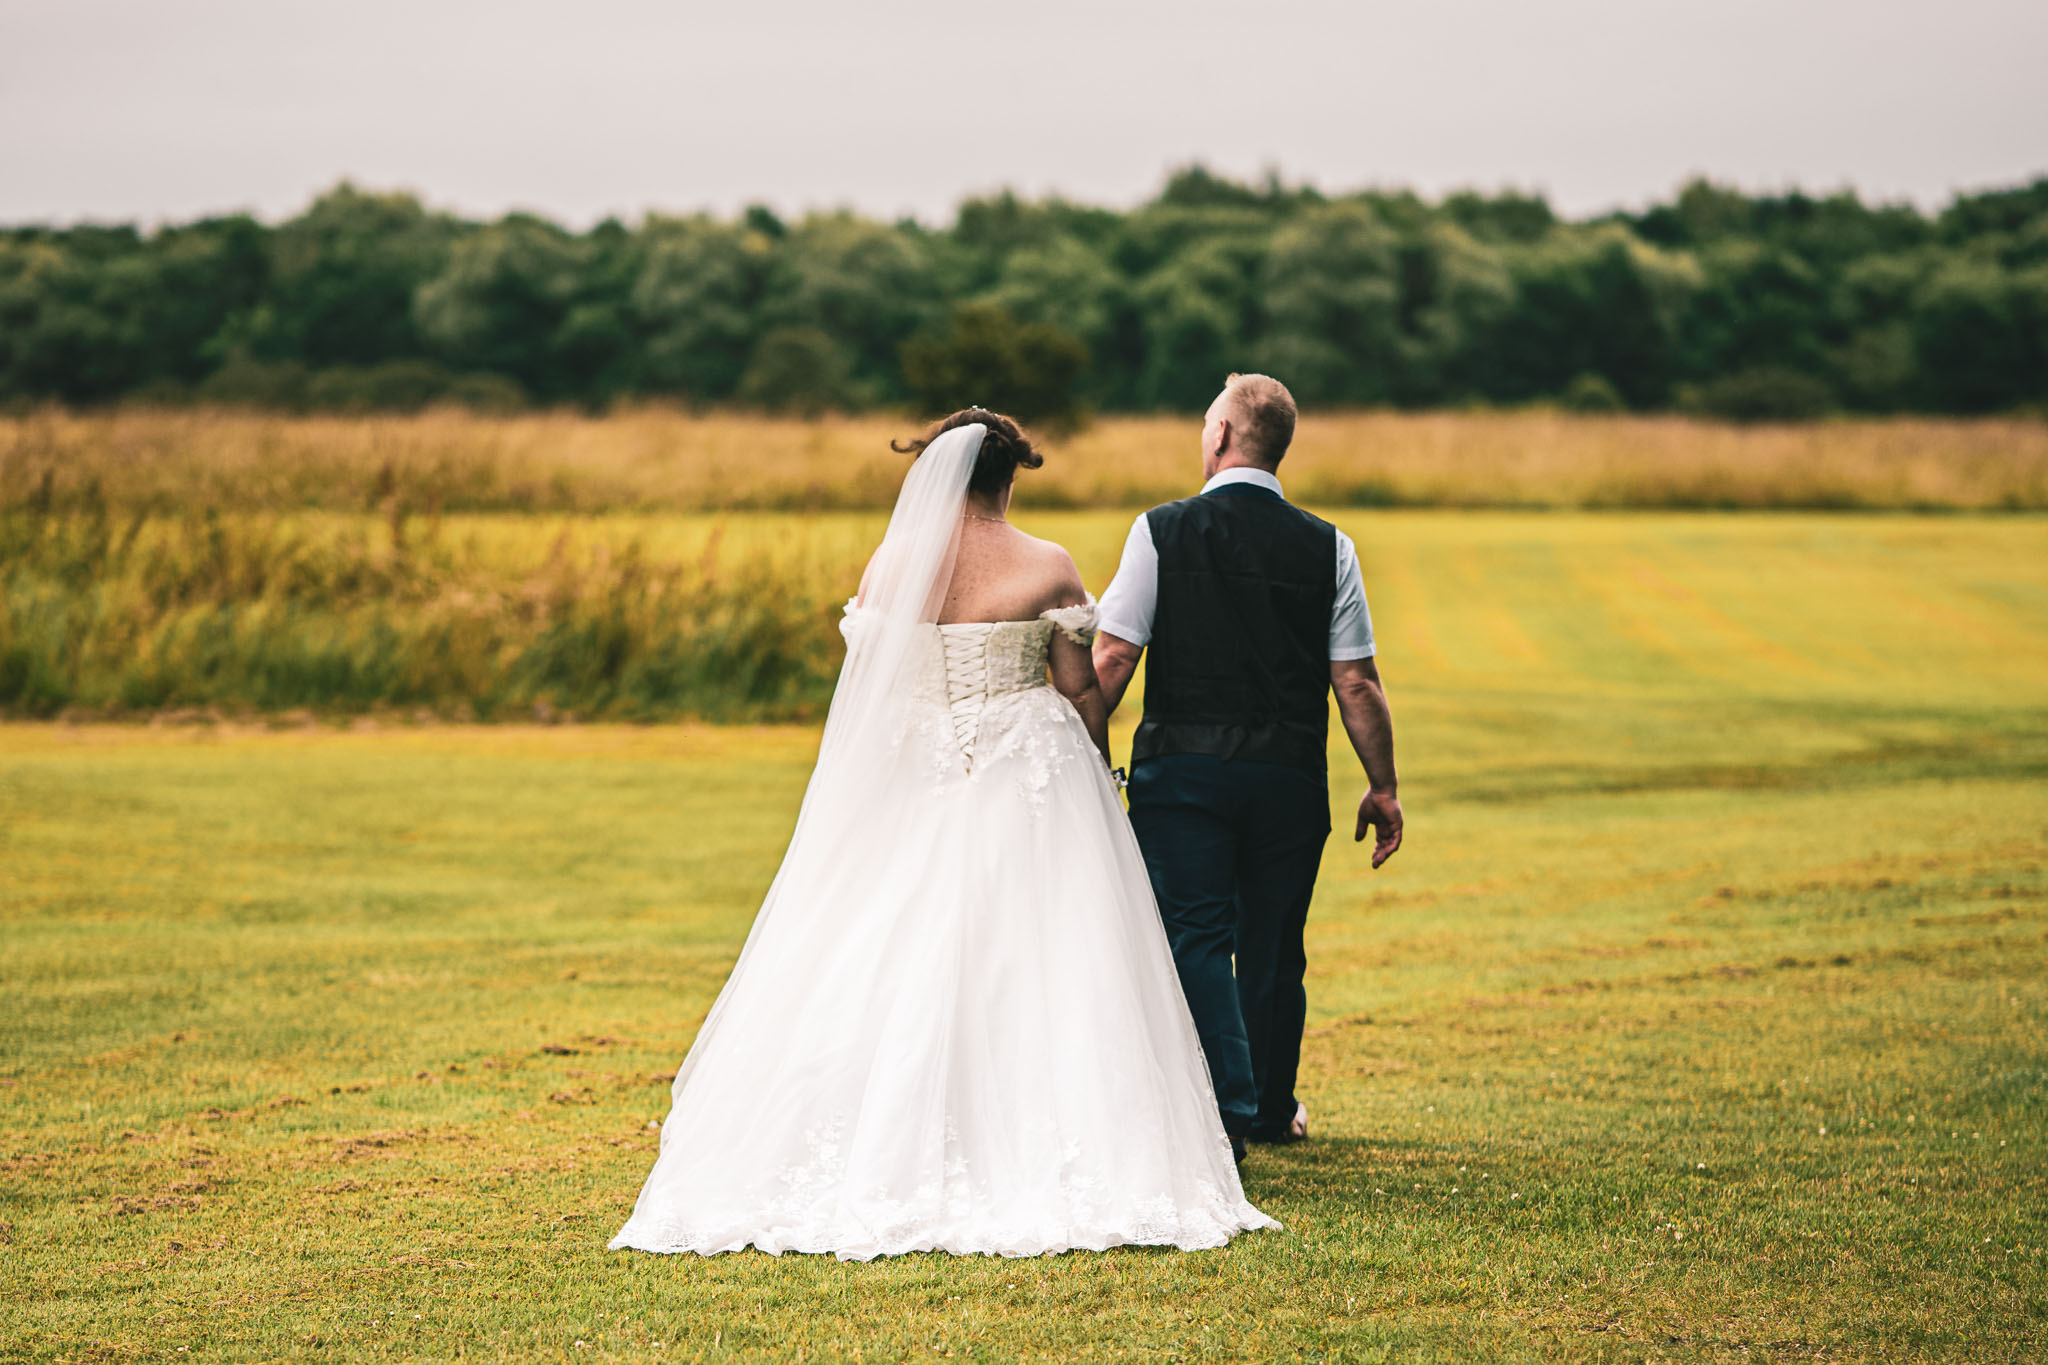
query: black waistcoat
[{"left": 1132, "top": 483, "right": 1337, "bottom": 775}]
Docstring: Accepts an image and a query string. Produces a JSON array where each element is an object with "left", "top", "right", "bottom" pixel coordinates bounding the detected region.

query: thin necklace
[{"left": 963, "top": 513, "right": 1007, "bottom": 524}]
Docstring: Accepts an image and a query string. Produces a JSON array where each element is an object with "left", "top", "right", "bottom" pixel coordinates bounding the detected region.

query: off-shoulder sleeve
[{"left": 1040, "top": 595, "right": 1100, "bottom": 645}]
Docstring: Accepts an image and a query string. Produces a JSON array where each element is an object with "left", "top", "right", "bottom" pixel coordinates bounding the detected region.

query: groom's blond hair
[{"left": 1223, "top": 373, "right": 1298, "bottom": 468}]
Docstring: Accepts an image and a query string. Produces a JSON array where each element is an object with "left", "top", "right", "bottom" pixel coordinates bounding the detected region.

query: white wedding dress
[{"left": 608, "top": 424, "right": 1275, "bottom": 1261}]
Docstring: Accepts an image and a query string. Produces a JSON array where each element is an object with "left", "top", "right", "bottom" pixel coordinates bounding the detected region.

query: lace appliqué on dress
[
  {"left": 1039, "top": 596, "right": 1099, "bottom": 645},
  {"left": 617, "top": 1103, "right": 1272, "bottom": 1259},
  {"left": 839, "top": 598, "right": 1106, "bottom": 810}
]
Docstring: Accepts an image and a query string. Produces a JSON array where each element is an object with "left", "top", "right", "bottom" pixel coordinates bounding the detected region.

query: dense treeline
[{"left": 3, "top": 168, "right": 2045, "bottom": 421}]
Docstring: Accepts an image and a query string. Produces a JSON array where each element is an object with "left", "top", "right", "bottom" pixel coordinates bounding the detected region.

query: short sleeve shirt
[{"left": 1095, "top": 467, "right": 1376, "bottom": 660}]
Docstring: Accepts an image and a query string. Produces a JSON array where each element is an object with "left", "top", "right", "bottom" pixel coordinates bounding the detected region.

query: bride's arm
[
  {"left": 1042, "top": 549, "right": 1111, "bottom": 765},
  {"left": 1049, "top": 631, "right": 1111, "bottom": 765},
  {"left": 853, "top": 552, "right": 876, "bottom": 607}
]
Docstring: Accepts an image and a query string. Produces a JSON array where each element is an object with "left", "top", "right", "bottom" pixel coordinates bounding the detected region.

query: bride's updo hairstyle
[{"left": 892, "top": 408, "right": 1044, "bottom": 497}]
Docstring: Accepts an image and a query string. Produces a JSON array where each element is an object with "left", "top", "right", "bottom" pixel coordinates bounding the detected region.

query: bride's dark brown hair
[{"left": 892, "top": 408, "right": 1045, "bottom": 497}]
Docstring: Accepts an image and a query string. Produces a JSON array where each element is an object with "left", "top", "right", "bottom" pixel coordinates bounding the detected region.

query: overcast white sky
[{"left": 3, "top": 0, "right": 2044, "bottom": 228}]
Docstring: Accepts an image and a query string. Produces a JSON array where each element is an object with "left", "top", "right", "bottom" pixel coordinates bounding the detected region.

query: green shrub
[
  {"left": 198, "top": 360, "right": 311, "bottom": 410},
  {"left": 899, "top": 303, "right": 1089, "bottom": 427},
  {"left": 302, "top": 361, "right": 529, "bottom": 414},
  {"left": 440, "top": 370, "right": 527, "bottom": 414},
  {"left": 738, "top": 328, "right": 854, "bottom": 416},
  {"left": 1696, "top": 367, "right": 1835, "bottom": 423},
  {"left": 1561, "top": 372, "right": 1626, "bottom": 413}
]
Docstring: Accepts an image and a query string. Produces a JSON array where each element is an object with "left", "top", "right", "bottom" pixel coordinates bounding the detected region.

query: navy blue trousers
[{"left": 1127, "top": 752, "right": 1330, "bottom": 1138}]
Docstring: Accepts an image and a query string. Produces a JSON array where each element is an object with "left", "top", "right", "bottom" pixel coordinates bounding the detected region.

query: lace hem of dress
[
  {"left": 609, "top": 1201, "right": 1279, "bottom": 1261},
  {"left": 609, "top": 1111, "right": 1276, "bottom": 1262}
]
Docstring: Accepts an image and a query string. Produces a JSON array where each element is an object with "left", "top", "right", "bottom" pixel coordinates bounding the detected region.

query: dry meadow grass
[{"left": 5, "top": 406, "right": 2045, "bottom": 514}]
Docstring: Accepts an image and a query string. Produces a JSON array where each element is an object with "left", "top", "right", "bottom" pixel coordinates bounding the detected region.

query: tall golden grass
[
  {"left": 0, "top": 505, "right": 859, "bottom": 722},
  {"left": 4, "top": 406, "right": 2045, "bottom": 513},
  {"left": 6, "top": 405, "right": 2044, "bottom": 721}
]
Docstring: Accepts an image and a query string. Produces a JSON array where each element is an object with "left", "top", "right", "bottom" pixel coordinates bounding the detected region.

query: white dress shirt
[{"left": 1096, "top": 467, "right": 1376, "bottom": 660}]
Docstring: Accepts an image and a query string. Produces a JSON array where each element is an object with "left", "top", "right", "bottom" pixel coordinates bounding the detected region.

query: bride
[{"left": 608, "top": 410, "right": 1275, "bottom": 1260}]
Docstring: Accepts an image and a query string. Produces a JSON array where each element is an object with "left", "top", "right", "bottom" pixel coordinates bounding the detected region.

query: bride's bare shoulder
[{"left": 1014, "top": 530, "right": 1087, "bottom": 609}]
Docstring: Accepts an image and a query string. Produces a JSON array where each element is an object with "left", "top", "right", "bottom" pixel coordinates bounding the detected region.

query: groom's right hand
[{"left": 1356, "top": 790, "right": 1403, "bottom": 868}]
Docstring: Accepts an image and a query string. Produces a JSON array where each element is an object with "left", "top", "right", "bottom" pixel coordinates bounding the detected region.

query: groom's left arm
[
  {"left": 1330, "top": 531, "right": 1401, "bottom": 867},
  {"left": 1332, "top": 657, "right": 1402, "bottom": 868}
]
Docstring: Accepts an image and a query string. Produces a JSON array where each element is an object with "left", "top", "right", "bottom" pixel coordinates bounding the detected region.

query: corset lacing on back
[
  {"left": 940, "top": 626, "right": 994, "bottom": 762},
  {"left": 839, "top": 595, "right": 1100, "bottom": 773}
]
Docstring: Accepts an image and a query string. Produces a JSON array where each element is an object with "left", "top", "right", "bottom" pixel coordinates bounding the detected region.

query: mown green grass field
[{"left": 5, "top": 511, "right": 2047, "bottom": 1361}]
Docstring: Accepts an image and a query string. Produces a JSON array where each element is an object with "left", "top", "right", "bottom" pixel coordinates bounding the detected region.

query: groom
[{"left": 1093, "top": 373, "right": 1403, "bottom": 1159}]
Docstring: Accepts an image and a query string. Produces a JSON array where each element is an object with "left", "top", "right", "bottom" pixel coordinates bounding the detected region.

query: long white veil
[
  {"left": 814, "top": 420, "right": 984, "bottom": 775},
  {"left": 665, "top": 422, "right": 984, "bottom": 1077}
]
